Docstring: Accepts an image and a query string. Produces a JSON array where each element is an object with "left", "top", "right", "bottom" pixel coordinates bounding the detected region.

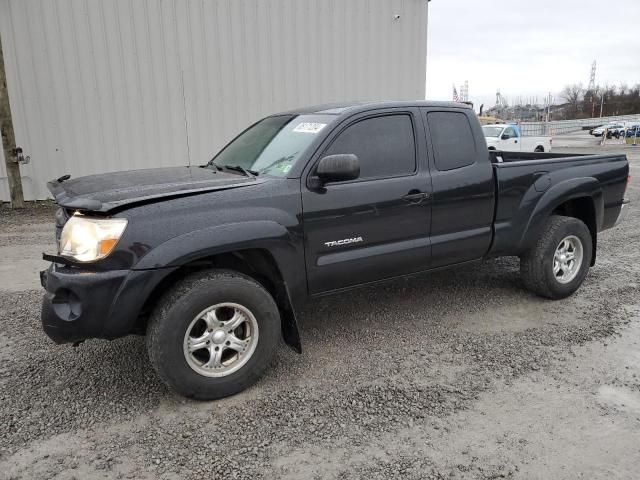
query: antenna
[{"left": 588, "top": 60, "right": 596, "bottom": 92}]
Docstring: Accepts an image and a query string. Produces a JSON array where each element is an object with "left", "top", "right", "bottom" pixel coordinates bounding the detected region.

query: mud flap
[{"left": 279, "top": 281, "right": 302, "bottom": 354}]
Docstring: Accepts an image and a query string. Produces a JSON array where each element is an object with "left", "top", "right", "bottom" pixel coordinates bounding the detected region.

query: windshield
[
  {"left": 482, "top": 126, "right": 503, "bottom": 137},
  {"left": 210, "top": 114, "right": 335, "bottom": 177}
]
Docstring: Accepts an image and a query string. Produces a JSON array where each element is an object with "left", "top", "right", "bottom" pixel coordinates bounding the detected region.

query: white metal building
[{"left": 0, "top": 0, "right": 428, "bottom": 201}]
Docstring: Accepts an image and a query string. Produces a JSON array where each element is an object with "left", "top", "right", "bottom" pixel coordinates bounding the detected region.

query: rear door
[
  {"left": 301, "top": 109, "right": 432, "bottom": 294},
  {"left": 422, "top": 109, "right": 495, "bottom": 267}
]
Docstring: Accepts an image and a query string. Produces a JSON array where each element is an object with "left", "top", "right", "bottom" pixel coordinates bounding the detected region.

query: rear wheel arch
[
  {"left": 518, "top": 178, "right": 602, "bottom": 260},
  {"left": 551, "top": 196, "right": 598, "bottom": 265}
]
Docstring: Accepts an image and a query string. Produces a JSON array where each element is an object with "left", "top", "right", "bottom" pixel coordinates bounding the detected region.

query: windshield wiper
[
  {"left": 222, "top": 165, "right": 258, "bottom": 177},
  {"left": 200, "top": 163, "right": 223, "bottom": 172}
]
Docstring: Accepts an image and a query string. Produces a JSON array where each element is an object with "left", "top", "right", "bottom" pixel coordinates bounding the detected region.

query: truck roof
[{"left": 274, "top": 100, "right": 472, "bottom": 117}]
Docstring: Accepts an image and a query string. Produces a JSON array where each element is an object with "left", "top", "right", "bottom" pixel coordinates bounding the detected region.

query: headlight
[{"left": 59, "top": 215, "right": 128, "bottom": 262}]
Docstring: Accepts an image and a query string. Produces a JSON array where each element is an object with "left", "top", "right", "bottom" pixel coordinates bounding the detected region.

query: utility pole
[
  {"left": 587, "top": 61, "right": 596, "bottom": 93},
  {"left": 0, "top": 31, "right": 24, "bottom": 208},
  {"left": 600, "top": 95, "right": 604, "bottom": 118}
]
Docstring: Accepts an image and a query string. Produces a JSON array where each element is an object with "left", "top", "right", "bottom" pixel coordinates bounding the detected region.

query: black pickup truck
[{"left": 41, "top": 101, "right": 630, "bottom": 399}]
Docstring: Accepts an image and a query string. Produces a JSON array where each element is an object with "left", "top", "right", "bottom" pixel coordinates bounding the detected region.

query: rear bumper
[
  {"left": 41, "top": 263, "right": 175, "bottom": 344},
  {"left": 614, "top": 200, "right": 630, "bottom": 227}
]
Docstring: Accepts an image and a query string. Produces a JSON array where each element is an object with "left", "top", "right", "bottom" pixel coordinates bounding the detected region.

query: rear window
[{"left": 427, "top": 112, "right": 477, "bottom": 171}]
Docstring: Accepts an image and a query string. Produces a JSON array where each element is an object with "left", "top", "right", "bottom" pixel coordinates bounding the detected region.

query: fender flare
[
  {"left": 134, "top": 221, "right": 292, "bottom": 268},
  {"left": 518, "top": 177, "right": 603, "bottom": 252},
  {"left": 133, "top": 221, "right": 304, "bottom": 352}
]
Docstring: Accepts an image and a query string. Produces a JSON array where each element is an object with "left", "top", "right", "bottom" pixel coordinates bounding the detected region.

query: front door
[
  {"left": 502, "top": 126, "right": 520, "bottom": 151},
  {"left": 301, "top": 110, "right": 432, "bottom": 294}
]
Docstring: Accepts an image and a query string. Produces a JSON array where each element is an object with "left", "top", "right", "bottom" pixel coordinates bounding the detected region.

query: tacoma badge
[{"left": 324, "top": 237, "right": 364, "bottom": 247}]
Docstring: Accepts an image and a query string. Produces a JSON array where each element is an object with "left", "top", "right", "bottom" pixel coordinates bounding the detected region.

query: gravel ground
[{"left": 1, "top": 134, "right": 639, "bottom": 479}]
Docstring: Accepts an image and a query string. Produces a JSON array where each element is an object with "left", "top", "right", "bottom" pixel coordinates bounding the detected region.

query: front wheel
[
  {"left": 520, "top": 215, "right": 592, "bottom": 299},
  {"left": 147, "top": 270, "right": 281, "bottom": 400}
]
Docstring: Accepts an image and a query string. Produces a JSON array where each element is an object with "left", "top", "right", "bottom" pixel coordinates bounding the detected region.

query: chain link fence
[{"left": 518, "top": 114, "right": 640, "bottom": 136}]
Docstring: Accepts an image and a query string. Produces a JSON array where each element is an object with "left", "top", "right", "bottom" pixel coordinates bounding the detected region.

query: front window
[
  {"left": 210, "top": 114, "right": 335, "bottom": 177},
  {"left": 503, "top": 127, "right": 516, "bottom": 138},
  {"left": 482, "top": 126, "right": 503, "bottom": 137},
  {"left": 323, "top": 114, "right": 416, "bottom": 180}
]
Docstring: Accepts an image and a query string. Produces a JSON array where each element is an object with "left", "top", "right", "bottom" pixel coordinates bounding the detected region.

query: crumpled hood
[{"left": 48, "top": 166, "right": 260, "bottom": 212}]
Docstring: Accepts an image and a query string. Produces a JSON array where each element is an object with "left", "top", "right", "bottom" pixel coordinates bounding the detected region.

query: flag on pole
[{"left": 453, "top": 85, "right": 459, "bottom": 102}]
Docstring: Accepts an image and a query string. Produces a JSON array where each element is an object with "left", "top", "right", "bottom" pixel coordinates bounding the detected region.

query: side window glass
[
  {"left": 504, "top": 127, "right": 515, "bottom": 138},
  {"left": 323, "top": 114, "right": 416, "bottom": 180},
  {"left": 427, "top": 112, "right": 477, "bottom": 171}
]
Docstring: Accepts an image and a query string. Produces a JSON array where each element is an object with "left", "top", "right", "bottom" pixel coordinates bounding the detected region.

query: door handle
[{"left": 402, "top": 191, "right": 431, "bottom": 204}]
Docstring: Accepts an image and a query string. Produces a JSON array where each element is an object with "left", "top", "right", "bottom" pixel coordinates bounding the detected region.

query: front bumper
[{"left": 41, "top": 263, "right": 175, "bottom": 344}]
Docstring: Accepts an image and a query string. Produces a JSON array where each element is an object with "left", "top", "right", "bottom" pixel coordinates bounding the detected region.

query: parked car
[
  {"left": 482, "top": 124, "right": 552, "bottom": 152},
  {"left": 591, "top": 123, "right": 624, "bottom": 137},
  {"left": 41, "top": 101, "right": 630, "bottom": 399},
  {"left": 623, "top": 123, "right": 640, "bottom": 137},
  {"left": 609, "top": 124, "right": 632, "bottom": 139}
]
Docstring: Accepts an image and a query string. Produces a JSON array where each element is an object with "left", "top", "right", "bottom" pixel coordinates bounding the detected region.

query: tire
[
  {"left": 520, "top": 215, "right": 592, "bottom": 299},
  {"left": 534, "top": 146, "right": 544, "bottom": 152},
  {"left": 147, "top": 269, "right": 280, "bottom": 400}
]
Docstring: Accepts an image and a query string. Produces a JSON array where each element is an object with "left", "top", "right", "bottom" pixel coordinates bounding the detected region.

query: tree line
[{"left": 560, "top": 83, "right": 640, "bottom": 120}]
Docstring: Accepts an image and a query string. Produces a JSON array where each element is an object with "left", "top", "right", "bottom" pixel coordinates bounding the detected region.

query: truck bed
[{"left": 488, "top": 150, "right": 629, "bottom": 257}]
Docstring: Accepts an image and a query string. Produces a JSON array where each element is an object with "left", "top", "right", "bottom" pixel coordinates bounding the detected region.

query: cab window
[
  {"left": 427, "top": 111, "right": 476, "bottom": 171},
  {"left": 503, "top": 127, "right": 517, "bottom": 139},
  {"left": 323, "top": 114, "right": 416, "bottom": 180}
]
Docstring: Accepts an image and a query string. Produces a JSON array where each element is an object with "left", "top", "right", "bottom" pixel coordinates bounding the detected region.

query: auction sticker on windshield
[{"left": 293, "top": 122, "right": 326, "bottom": 134}]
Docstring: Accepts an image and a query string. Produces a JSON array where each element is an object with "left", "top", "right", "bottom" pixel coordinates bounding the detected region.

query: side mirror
[
  {"left": 501, "top": 133, "right": 510, "bottom": 140},
  {"left": 315, "top": 154, "right": 360, "bottom": 184}
]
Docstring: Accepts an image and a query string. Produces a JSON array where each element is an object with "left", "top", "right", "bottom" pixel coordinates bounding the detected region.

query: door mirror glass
[{"left": 316, "top": 154, "right": 360, "bottom": 183}]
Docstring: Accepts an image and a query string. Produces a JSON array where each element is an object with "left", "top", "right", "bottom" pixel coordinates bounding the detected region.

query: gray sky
[{"left": 426, "top": 0, "right": 640, "bottom": 109}]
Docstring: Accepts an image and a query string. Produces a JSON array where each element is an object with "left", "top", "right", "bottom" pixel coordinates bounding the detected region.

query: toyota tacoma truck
[
  {"left": 483, "top": 123, "right": 552, "bottom": 152},
  {"left": 41, "top": 101, "right": 630, "bottom": 400}
]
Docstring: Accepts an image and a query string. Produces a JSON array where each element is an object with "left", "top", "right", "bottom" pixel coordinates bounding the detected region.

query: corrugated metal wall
[{"left": 0, "top": 0, "right": 428, "bottom": 201}]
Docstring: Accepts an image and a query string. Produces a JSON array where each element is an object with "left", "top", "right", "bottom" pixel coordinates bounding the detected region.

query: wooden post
[{"left": 0, "top": 31, "right": 24, "bottom": 208}]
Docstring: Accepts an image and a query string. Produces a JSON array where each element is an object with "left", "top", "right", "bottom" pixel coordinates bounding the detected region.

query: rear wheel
[
  {"left": 147, "top": 269, "right": 280, "bottom": 400},
  {"left": 534, "top": 145, "right": 544, "bottom": 152},
  {"left": 520, "top": 215, "right": 592, "bottom": 299}
]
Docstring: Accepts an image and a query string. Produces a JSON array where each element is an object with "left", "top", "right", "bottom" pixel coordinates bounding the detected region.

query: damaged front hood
[{"left": 48, "top": 166, "right": 261, "bottom": 212}]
